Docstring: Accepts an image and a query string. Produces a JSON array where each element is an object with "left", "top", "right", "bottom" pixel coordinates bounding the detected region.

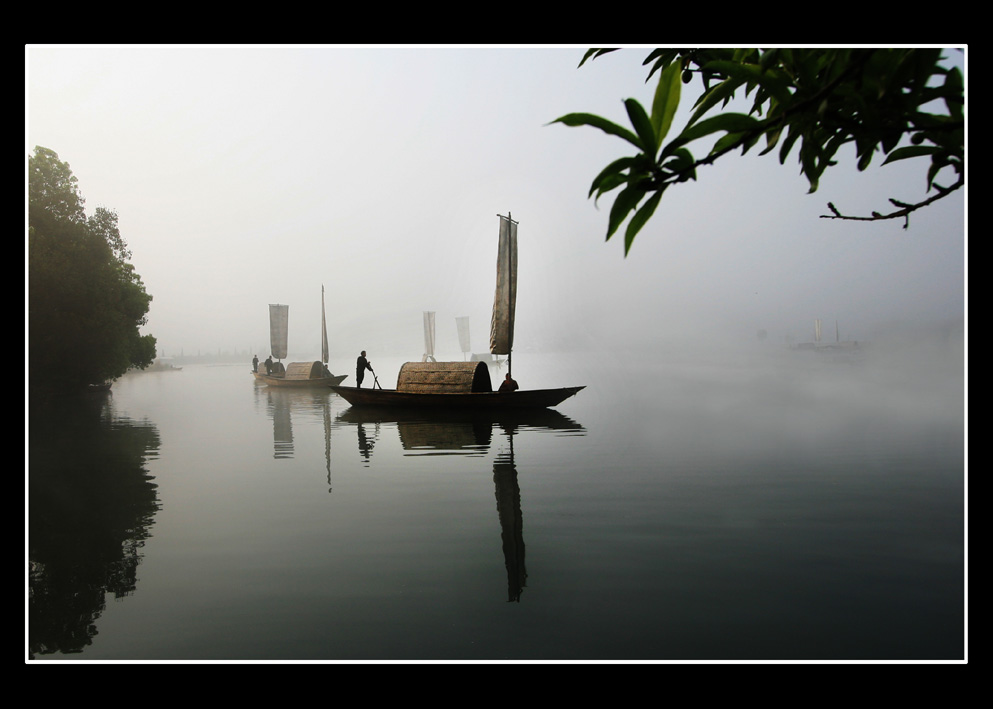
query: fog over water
[
  {"left": 26, "top": 46, "right": 966, "bottom": 662},
  {"left": 26, "top": 45, "right": 965, "bottom": 368}
]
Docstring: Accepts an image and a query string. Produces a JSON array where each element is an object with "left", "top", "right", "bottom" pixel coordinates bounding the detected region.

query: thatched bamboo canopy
[
  {"left": 284, "top": 361, "right": 325, "bottom": 380},
  {"left": 397, "top": 361, "right": 493, "bottom": 394}
]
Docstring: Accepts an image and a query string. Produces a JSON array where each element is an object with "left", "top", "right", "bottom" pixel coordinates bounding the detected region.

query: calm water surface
[{"left": 27, "top": 342, "right": 966, "bottom": 661}]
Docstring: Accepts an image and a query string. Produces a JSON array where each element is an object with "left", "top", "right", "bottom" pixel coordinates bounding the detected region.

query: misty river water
[{"left": 27, "top": 338, "right": 965, "bottom": 662}]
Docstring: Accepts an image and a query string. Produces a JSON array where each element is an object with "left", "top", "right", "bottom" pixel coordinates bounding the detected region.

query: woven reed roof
[
  {"left": 397, "top": 361, "right": 493, "bottom": 394},
  {"left": 284, "top": 361, "right": 324, "bottom": 380}
]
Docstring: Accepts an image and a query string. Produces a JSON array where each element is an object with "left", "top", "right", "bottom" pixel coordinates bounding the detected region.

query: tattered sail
[
  {"left": 422, "top": 311, "right": 436, "bottom": 362},
  {"left": 270, "top": 304, "right": 289, "bottom": 360},
  {"left": 489, "top": 213, "right": 518, "bottom": 355},
  {"left": 456, "top": 316, "right": 471, "bottom": 358},
  {"left": 321, "top": 286, "right": 329, "bottom": 365}
]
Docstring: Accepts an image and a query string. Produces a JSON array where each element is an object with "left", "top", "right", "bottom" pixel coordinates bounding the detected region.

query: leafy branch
[{"left": 552, "top": 48, "right": 965, "bottom": 254}]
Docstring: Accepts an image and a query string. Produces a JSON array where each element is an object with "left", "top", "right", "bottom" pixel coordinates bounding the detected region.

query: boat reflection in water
[
  {"left": 336, "top": 406, "right": 585, "bottom": 602},
  {"left": 260, "top": 385, "right": 336, "bottom": 491}
]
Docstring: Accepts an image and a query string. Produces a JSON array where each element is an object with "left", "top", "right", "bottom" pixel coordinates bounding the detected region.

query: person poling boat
[{"left": 356, "top": 350, "right": 374, "bottom": 388}]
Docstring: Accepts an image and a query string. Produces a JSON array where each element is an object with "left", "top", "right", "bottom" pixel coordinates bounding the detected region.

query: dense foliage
[
  {"left": 553, "top": 48, "right": 965, "bottom": 254},
  {"left": 28, "top": 147, "right": 156, "bottom": 393}
]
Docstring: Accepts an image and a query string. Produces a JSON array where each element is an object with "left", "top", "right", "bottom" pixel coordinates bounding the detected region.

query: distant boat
[
  {"left": 794, "top": 318, "right": 862, "bottom": 352},
  {"left": 261, "top": 286, "right": 347, "bottom": 388},
  {"left": 333, "top": 213, "right": 584, "bottom": 409},
  {"left": 457, "top": 315, "right": 504, "bottom": 367}
]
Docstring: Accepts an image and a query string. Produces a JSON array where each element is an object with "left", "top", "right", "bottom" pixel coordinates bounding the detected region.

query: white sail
[
  {"left": 321, "top": 286, "right": 329, "bottom": 365},
  {"left": 422, "top": 311, "right": 436, "bottom": 361},
  {"left": 456, "top": 316, "right": 471, "bottom": 356},
  {"left": 270, "top": 304, "right": 289, "bottom": 360},
  {"left": 814, "top": 318, "right": 822, "bottom": 343},
  {"left": 489, "top": 213, "right": 518, "bottom": 355}
]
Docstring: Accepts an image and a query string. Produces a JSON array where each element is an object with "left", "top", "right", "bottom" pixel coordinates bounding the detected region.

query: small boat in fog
[
  {"left": 332, "top": 213, "right": 583, "bottom": 410},
  {"left": 793, "top": 318, "right": 863, "bottom": 353},
  {"left": 265, "top": 360, "right": 348, "bottom": 388},
  {"left": 261, "top": 287, "right": 348, "bottom": 388}
]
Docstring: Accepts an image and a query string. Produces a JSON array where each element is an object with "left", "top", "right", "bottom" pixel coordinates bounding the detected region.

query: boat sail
[
  {"left": 262, "top": 287, "right": 347, "bottom": 388},
  {"left": 332, "top": 213, "right": 583, "bottom": 409},
  {"left": 456, "top": 316, "right": 471, "bottom": 360},
  {"left": 489, "top": 213, "right": 518, "bottom": 372},
  {"left": 322, "top": 285, "right": 330, "bottom": 367},
  {"left": 271, "top": 304, "right": 289, "bottom": 360},
  {"left": 422, "top": 311, "right": 437, "bottom": 362},
  {"left": 253, "top": 304, "right": 289, "bottom": 379}
]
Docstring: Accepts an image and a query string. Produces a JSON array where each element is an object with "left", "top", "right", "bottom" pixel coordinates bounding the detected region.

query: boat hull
[
  {"left": 263, "top": 374, "right": 348, "bottom": 388},
  {"left": 330, "top": 385, "right": 584, "bottom": 409}
]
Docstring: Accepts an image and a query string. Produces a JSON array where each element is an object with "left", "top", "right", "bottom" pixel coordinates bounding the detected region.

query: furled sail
[
  {"left": 489, "top": 213, "right": 518, "bottom": 355},
  {"left": 270, "top": 304, "right": 289, "bottom": 360},
  {"left": 321, "top": 286, "right": 329, "bottom": 365},
  {"left": 422, "top": 311, "right": 436, "bottom": 362},
  {"left": 456, "top": 316, "right": 471, "bottom": 357}
]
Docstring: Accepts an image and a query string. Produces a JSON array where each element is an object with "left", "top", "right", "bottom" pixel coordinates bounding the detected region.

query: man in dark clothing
[
  {"left": 356, "top": 351, "right": 373, "bottom": 387},
  {"left": 498, "top": 372, "right": 519, "bottom": 392},
  {"left": 265, "top": 356, "right": 273, "bottom": 375},
  {"left": 252, "top": 354, "right": 259, "bottom": 373}
]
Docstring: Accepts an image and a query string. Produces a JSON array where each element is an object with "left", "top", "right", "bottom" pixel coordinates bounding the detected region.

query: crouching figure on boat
[{"left": 498, "top": 373, "right": 519, "bottom": 393}]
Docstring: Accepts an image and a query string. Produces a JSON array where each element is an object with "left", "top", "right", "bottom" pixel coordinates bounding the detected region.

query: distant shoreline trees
[{"left": 28, "top": 146, "right": 156, "bottom": 395}]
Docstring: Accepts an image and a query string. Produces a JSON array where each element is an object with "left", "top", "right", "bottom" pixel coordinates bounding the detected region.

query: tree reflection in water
[{"left": 28, "top": 394, "right": 160, "bottom": 657}]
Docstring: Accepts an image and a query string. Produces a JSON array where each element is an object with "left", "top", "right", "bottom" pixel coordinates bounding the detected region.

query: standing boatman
[{"left": 356, "top": 350, "right": 373, "bottom": 388}]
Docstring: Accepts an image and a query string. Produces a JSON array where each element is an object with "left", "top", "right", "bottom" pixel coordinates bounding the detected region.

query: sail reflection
[
  {"left": 493, "top": 447, "right": 526, "bottom": 601},
  {"left": 263, "top": 387, "right": 336, "bottom": 491},
  {"left": 28, "top": 395, "right": 161, "bottom": 657},
  {"left": 335, "top": 406, "right": 584, "bottom": 602}
]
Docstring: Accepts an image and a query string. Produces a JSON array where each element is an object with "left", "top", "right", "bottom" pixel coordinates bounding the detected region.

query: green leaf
[
  {"left": 588, "top": 156, "right": 638, "bottom": 199},
  {"left": 551, "top": 112, "right": 643, "bottom": 151},
  {"left": 881, "top": 145, "right": 940, "bottom": 165},
  {"left": 624, "top": 191, "right": 663, "bottom": 255},
  {"left": 625, "top": 98, "right": 656, "bottom": 155},
  {"left": 687, "top": 77, "right": 745, "bottom": 127},
  {"left": 578, "top": 48, "right": 617, "bottom": 68},
  {"left": 650, "top": 62, "right": 682, "bottom": 145},
  {"left": 605, "top": 185, "right": 645, "bottom": 242},
  {"left": 702, "top": 60, "right": 793, "bottom": 104},
  {"left": 663, "top": 112, "right": 762, "bottom": 158}
]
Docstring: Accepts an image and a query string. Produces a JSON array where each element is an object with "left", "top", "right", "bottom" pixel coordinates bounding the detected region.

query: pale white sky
[{"left": 26, "top": 45, "right": 966, "bottom": 361}]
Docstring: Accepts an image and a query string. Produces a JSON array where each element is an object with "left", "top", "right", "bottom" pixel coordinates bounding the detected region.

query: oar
[{"left": 371, "top": 368, "right": 382, "bottom": 389}]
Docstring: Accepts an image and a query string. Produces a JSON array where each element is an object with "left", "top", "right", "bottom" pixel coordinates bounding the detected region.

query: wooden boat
[
  {"left": 264, "top": 360, "right": 347, "bottom": 387},
  {"left": 260, "top": 286, "right": 348, "bottom": 388},
  {"left": 334, "top": 381, "right": 584, "bottom": 410},
  {"left": 333, "top": 213, "right": 584, "bottom": 410}
]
